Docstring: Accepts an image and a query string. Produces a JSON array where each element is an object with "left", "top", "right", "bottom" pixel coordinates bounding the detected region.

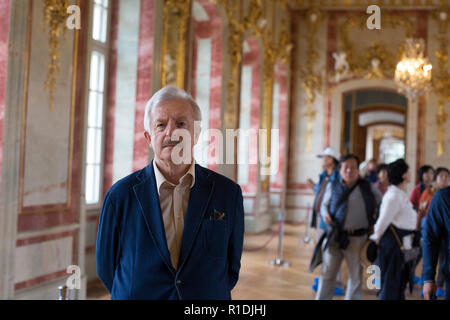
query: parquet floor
[{"left": 87, "top": 223, "right": 424, "bottom": 300}]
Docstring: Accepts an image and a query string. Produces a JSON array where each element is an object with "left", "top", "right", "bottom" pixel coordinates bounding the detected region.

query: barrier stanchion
[
  {"left": 269, "top": 210, "right": 290, "bottom": 267},
  {"left": 302, "top": 203, "right": 313, "bottom": 244},
  {"left": 57, "top": 285, "right": 78, "bottom": 300}
]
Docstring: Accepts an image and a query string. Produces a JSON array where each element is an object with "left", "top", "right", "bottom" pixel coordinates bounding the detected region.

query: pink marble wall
[
  {"left": 270, "top": 62, "right": 288, "bottom": 191},
  {"left": 18, "top": 0, "right": 87, "bottom": 232},
  {"left": 103, "top": 0, "right": 120, "bottom": 195},
  {"left": 133, "top": 0, "right": 154, "bottom": 171},
  {"left": 0, "top": 0, "right": 10, "bottom": 194},
  {"left": 191, "top": 0, "right": 222, "bottom": 173},
  {"left": 15, "top": 0, "right": 88, "bottom": 292},
  {"left": 14, "top": 230, "right": 78, "bottom": 291}
]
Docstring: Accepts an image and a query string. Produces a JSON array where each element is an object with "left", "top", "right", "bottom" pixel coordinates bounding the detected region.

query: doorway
[{"left": 341, "top": 89, "right": 407, "bottom": 165}]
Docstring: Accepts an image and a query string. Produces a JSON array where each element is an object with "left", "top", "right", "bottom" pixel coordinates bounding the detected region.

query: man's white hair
[{"left": 144, "top": 85, "right": 202, "bottom": 133}]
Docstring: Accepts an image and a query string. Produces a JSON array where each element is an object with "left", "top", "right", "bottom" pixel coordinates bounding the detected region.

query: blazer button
[{"left": 176, "top": 280, "right": 183, "bottom": 286}]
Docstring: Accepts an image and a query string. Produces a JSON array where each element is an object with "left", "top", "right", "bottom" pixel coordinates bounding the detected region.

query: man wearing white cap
[
  {"left": 308, "top": 146, "right": 341, "bottom": 240},
  {"left": 307, "top": 146, "right": 344, "bottom": 295}
]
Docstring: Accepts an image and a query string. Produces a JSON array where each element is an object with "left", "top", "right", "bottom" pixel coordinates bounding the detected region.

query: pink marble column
[
  {"left": 0, "top": 0, "right": 11, "bottom": 194},
  {"left": 241, "top": 37, "right": 260, "bottom": 196},
  {"left": 270, "top": 62, "right": 288, "bottom": 192},
  {"left": 191, "top": 0, "right": 222, "bottom": 172},
  {"left": 133, "top": 0, "right": 154, "bottom": 171},
  {"left": 103, "top": 0, "right": 120, "bottom": 195}
]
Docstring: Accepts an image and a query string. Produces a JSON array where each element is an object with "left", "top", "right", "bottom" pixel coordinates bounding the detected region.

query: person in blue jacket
[
  {"left": 422, "top": 186, "right": 450, "bottom": 300},
  {"left": 307, "top": 147, "right": 343, "bottom": 295},
  {"left": 96, "top": 86, "right": 245, "bottom": 299},
  {"left": 307, "top": 146, "right": 341, "bottom": 241}
]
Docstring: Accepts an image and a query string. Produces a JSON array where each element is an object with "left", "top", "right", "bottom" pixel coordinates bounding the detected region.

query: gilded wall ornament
[
  {"left": 339, "top": 13, "right": 414, "bottom": 80},
  {"left": 290, "top": 0, "right": 441, "bottom": 8},
  {"left": 260, "top": 18, "right": 293, "bottom": 190},
  {"left": 43, "top": 0, "right": 70, "bottom": 110},
  {"left": 300, "top": 7, "right": 324, "bottom": 152},
  {"left": 211, "top": 0, "right": 266, "bottom": 130},
  {"left": 332, "top": 52, "right": 350, "bottom": 83},
  {"left": 431, "top": 7, "right": 450, "bottom": 157},
  {"left": 211, "top": 0, "right": 243, "bottom": 129},
  {"left": 161, "top": 0, "right": 192, "bottom": 88}
]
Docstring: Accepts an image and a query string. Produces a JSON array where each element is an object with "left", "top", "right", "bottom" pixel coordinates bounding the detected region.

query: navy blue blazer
[
  {"left": 422, "top": 186, "right": 450, "bottom": 284},
  {"left": 96, "top": 160, "right": 245, "bottom": 300}
]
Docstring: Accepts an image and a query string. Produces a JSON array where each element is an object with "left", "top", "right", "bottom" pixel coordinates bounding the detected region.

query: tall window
[{"left": 85, "top": 0, "right": 110, "bottom": 204}]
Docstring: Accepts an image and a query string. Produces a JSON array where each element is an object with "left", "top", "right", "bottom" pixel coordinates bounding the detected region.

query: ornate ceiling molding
[{"left": 288, "top": 0, "right": 445, "bottom": 10}]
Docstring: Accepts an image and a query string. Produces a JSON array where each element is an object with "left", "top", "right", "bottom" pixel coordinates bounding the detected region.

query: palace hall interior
[{"left": 1, "top": 0, "right": 449, "bottom": 300}]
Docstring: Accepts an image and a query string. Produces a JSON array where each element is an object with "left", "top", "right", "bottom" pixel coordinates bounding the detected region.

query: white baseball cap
[{"left": 317, "top": 146, "right": 340, "bottom": 161}]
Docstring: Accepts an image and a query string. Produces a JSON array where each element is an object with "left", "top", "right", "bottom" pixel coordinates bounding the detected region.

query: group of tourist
[{"left": 308, "top": 147, "right": 449, "bottom": 300}]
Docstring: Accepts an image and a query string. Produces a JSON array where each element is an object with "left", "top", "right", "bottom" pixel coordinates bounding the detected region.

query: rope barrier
[{"left": 243, "top": 220, "right": 284, "bottom": 252}]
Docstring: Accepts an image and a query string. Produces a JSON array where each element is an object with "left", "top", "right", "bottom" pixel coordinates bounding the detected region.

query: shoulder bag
[{"left": 389, "top": 225, "right": 420, "bottom": 263}]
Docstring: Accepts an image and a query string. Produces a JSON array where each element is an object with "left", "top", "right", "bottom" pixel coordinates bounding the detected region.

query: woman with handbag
[{"left": 369, "top": 159, "right": 418, "bottom": 300}]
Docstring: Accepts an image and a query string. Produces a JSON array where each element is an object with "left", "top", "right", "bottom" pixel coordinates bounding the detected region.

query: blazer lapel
[
  {"left": 178, "top": 165, "right": 215, "bottom": 269},
  {"left": 133, "top": 161, "right": 175, "bottom": 275}
]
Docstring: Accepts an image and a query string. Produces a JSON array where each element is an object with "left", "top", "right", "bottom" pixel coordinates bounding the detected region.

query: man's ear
[{"left": 144, "top": 131, "right": 152, "bottom": 148}]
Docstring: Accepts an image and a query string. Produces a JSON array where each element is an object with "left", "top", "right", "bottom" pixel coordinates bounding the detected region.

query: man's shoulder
[
  {"left": 106, "top": 166, "right": 147, "bottom": 199},
  {"left": 359, "top": 178, "right": 377, "bottom": 193},
  {"left": 197, "top": 164, "right": 241, "bottom": 193},
  {"left": 432, "top": 187, "right": 450, "bottom": 204},
  {"left": 382, "top": 186, "right": 402, "bottom": 204},
  {"left": 330, "top": 178, "right": 342, "bottom": 188}
]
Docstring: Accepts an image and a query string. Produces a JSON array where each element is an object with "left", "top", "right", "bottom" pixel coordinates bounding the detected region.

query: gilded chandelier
[{"left": 394, "top": 38, "right": 432, "bottom": 102}]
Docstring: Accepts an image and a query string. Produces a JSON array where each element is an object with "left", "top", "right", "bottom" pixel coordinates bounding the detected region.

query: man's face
[
  {"left": 144, "top": 98, "right": 198, "bottom": 164},
  {"left": 321, "top": 156, "right": 335, "bottom": 170},
  {"left": 339, "top": 158, "right": 359, "bottom": 186}
]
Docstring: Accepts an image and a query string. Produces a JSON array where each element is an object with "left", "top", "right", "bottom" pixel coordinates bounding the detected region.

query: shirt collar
[
  {"left": 340, "top": 177, "right": 356, "bottom": 186},
  {"left": 388, "top": 184, "right": 406, "bottom": 196},
  {"left": 153, "top": 159, "right": 196, "bottom": 195}
]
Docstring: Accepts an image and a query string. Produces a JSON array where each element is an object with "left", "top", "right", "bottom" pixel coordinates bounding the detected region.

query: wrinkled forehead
[{"left": 151, "top": 98, "right": 195, "bottom": 119}]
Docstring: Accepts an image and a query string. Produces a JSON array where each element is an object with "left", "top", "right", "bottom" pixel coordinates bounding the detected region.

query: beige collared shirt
[{"left": 153, "top": 160, "right": 195, "bottom": 269}]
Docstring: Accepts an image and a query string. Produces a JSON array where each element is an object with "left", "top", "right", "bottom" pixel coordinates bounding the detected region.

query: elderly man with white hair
[{"left": 96, "top": 86, "right": 245, "bottom": 300}]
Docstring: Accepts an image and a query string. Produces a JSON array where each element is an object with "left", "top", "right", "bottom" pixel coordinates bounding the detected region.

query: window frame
[{"left": 82, "top": 0, "right": 112, "bottom": 209}]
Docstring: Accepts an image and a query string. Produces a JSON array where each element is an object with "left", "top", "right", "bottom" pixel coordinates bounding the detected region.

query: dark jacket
[
  {"left": 328, "top": 178, "right": 378, "bottom": 230},
  {"left": 96, "top": 160, "right": 245, "bottom": 300},
  {"left": 311, "top": 169, "right": 341, "bottom": 229},
  {"left": 422, "top": 186, "right": 450, "bottom": 284}
]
